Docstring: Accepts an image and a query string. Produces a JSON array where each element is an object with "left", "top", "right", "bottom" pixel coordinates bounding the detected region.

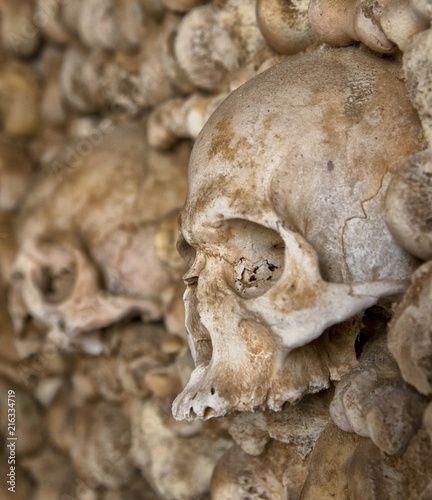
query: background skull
[
  {"left": 9, "top": 122, "right": 190, "bottom": 353},
  {"left": 173, "top": 47, "right": 425, "bottom": 421}
]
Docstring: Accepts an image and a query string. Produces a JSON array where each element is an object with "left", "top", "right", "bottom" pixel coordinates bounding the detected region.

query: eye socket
[
  {"left": 223, "top": 220, "right": 285, "bottom": 299},
  {"left": 32, "top": 264, "right": 76, "bottom": 304}
]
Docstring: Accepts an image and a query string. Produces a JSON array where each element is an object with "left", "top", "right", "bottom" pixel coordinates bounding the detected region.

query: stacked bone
[{"left": 0, "top": 0, "right": 431, "bottom": 499}]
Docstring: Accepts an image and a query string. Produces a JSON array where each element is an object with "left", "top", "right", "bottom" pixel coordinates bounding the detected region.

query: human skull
[
  {"left": 9, "top": 122, "right": 189, "bottom": 353},
  {"left": 172, "top": 47, "right": 424, "bottom": 420}
]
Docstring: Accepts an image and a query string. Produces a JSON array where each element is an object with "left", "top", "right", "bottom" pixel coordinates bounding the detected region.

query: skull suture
[{"left": 172, "top": 47, "right": 425, "bottom": 421}]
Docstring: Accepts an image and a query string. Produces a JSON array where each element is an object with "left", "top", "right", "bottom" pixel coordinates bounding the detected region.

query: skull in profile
[{"left": 173, "top": 48, "right": 424, "bottom": 420}]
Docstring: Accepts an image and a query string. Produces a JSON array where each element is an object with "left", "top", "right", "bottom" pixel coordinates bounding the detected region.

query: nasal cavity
[
  {"left": 189, "top": 407, "right": 197, "bottom": 419},
  {"left": 203, "top": 407, "right": 217, "bottom": 419}
]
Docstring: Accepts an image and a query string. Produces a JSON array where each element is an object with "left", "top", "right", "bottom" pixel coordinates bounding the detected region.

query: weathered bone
[{"left": 173, "top": 47, "right": 424, "bottom": 420}]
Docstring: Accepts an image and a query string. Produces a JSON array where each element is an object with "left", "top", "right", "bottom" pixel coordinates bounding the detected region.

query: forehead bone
[{"left": 183, "top": 47, "right": 423, "bottom": 236}]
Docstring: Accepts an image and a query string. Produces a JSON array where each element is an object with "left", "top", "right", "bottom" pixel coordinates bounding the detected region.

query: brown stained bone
[
  {"left": 264, "top": 390, "right": 333, "bottom": 458},
  {"left": 299, "top": 422, "right": 360, "bottom": 500},
  {"left": 173, "top": 0, "right": 273, "bottom": 93},
  {"left": 404, "top": 28, "right": 432, "bottom": 146},
  {"left": 346, "top": 427, "right": 432, "bottom": 499},
  {"left": 381, "top": 0, "right": 431, "bottom": 50},
  {"left": 308, "top": 0, "right": 394, "bottom": 52},
  {"left": 9, "top": 122, "right": 190, "bottom": 352},
  {"left": 173, "top": 47, "right": 423, "bottom": 421},
  {"left": 147, "top": 92, "right": 229, "bottom": 150},
  {"left": 77, "top": 0, "right": 146, "bottom": 52},
  {"left": 256, "top": 0, "right": 316, "bottom": 54},
  {"left": 131, "top": 397, "right": 233, "bottom": 499},
  {"left": 228, "top": 412, "right": 270, "bottom": 456},
  {"left": 61, "top": 32, "right": 176, "bottom": 115},
  {"left": 388, "top": 259, "right": 432, "bottom": 395},
  {"left": 330, "top": 333, "right": 427, "bottom": 455},
  {"left": 212, "top": 441, "right": 310, "bottom": 500},
  {"left": 229, "top": 389, "right": 332, "bottom": 460},
  {"left": 385, "top": 150, "right": 432, "bottom": 261},
  {"left": 116, "top": 322, "right": 177, "bottom": 398},
  {"left": 174, "top": 4, "right": 241, "bottom": 91},
  {"left": 70, "top": 400, "right": 134, "bottom": 489}
]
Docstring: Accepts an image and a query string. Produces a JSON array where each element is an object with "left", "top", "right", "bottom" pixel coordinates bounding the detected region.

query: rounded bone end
[
  {"left": 308, "top": 0, "right": 394, "bottom": 53},
  {"left": 385, "top": 150, "right": 432, "bottom": 261},
  {"left": 174, "top": 5, "right": 241, "bottom": 91},
  {"left": 308, "top": 0, "right": 354, "bottom": 46},
  {"left": 210, "top": 444, "right": 291, "bottom": 500},
  {"left": 256, "top": 0, "right": 316, "bottom": 55},
  {"left": 388, "top": 259, "right": 432, "bottom": 396},
  {"left": 330, "top": 349, "right": 427, "bottom": 455},
  {"left": 381, "top": 0, "right": 431, "bottom": 51}
]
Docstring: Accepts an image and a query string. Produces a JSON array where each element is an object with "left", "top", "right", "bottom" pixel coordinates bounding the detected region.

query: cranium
[
  {"left": 173, "top": 47, "right": 424, "bottom": 420},
  {"left": 9, "top": 122, "right": 189, "bottom": 353}
]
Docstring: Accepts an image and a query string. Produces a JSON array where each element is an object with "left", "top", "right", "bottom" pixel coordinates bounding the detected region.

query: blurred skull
[{"left": 9, "top": 122, "right": 190, "bottom": 353}]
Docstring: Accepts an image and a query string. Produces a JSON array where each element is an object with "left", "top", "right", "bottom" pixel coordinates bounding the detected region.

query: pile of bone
[{"left": 0, "top": 0, "right": 431, "bottom": 498}]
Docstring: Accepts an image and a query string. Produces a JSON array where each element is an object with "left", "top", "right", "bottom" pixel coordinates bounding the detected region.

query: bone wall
[{"left": 0, "top": 1, "right": 431, "bottom": 499}]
